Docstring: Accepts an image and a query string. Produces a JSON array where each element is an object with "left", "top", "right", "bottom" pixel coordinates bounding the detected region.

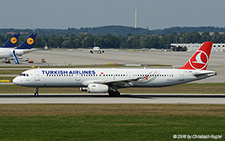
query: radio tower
[{"left": 135, "top": 9, "right": 138, "bottom": 28}]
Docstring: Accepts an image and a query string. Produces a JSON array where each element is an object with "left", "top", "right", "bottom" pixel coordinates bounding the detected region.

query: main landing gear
[
  {"left": 108, "top": 88, "right": 120, "bottom": 97},
  {"left": 34, "top": 87, "right": 39, "bottom": 96}
]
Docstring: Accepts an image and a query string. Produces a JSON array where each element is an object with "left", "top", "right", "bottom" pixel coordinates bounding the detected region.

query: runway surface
[{"left": 0, "top": 93, "right": 224, "bottom": 104}]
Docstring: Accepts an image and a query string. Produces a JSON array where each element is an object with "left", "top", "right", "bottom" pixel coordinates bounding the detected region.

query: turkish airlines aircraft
[{"left": 13, "top": 42, "right": 216, "bottom": 96}]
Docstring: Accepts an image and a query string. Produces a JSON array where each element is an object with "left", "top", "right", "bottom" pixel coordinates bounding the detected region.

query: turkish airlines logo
[{"left": 189, "top": 50, "right": 208, "bottom": 70}]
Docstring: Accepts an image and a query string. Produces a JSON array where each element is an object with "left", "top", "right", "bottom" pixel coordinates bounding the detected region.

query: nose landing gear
[{"left": 34, "top": 87, "right": 39, "bottom": 96}]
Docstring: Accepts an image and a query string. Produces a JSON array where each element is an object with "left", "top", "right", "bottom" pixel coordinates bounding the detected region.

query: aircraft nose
[{"left": 13, "top": 77, "right": 21, "bottom": 85}]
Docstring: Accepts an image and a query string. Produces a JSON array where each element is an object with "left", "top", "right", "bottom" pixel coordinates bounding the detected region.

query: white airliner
[
  {"left": 90, "top": 46, "right": 104, "bottom": 54},
  {"left": 13, "top": 42, "right": 216, "bottom": 96},
  {"left": 0, "top": 33, "right": 37, "bottom": 64}
]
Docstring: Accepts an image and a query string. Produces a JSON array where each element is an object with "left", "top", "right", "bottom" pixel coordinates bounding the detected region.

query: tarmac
[{"left": 0, "top": 93, "right": 224, "bottom": 104}]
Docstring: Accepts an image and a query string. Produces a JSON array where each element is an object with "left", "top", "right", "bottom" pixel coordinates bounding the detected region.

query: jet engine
[{"left": 84, "top": 84, "right": 109, "bottom": 93}]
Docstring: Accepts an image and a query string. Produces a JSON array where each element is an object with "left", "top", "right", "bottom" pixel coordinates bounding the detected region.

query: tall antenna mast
[{"left": 135, "top": 9, "right": 138, "bottom": 28}]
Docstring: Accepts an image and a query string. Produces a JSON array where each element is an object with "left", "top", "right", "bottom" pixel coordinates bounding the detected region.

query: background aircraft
[
  {"left": 0, "top": 33, "right": 20, "bottom": 48},
  {"left": 13, "top": 42, "right": 216, "bottom": 96},
  {"left": 0, "top": 33, "right": 37, "bottom": 64},
  {"left": 90, "top": 46, "right": 104, "bottom": 54}
]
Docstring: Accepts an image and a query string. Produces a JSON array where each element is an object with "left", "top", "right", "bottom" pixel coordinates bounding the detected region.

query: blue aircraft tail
[
  {"left": 1, "top": 33, "right": 20, "bottom": 48},
  {"left": 16, "top": 33, "right": 37, "bottom": 49}
]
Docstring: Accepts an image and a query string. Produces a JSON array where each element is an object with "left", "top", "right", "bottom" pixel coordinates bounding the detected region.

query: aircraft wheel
[
  {"left": 34, "top": 92, "right": 38, "bottom": 97},
  {"left": 108, "top": 90, "right": 120, "bottom": 97},
  {"left": 114, "top": 91, "right": 120, "bottom": 96},
  {"left": 34, "top": 87, "right": 39, "bottom": 97}
]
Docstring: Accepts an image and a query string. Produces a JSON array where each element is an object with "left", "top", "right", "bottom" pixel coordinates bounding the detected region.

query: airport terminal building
[{"left": 171, "top": 43, "right": 225, "bottom": 52}]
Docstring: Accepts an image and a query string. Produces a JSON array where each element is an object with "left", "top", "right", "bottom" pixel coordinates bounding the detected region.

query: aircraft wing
[
  {"left": 104, "top": 78, "right": 139, "bottom": 88},
  {"left": 82, "top": 78, "right": 139, "bottom": 88},
  {"left": 92, "top": 76, "right": 154, "bottom": 88},
  {"left": 83, "top": 71, "right": 158, "bottom": 88}
]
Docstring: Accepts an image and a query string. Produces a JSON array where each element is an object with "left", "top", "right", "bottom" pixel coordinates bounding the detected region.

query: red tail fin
[{"left": 179, "top": 41, "right": 213, "bottom": 70}]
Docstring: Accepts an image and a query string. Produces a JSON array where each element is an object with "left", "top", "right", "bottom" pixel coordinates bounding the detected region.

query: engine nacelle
[
  {"left": 80, "top": 87, "right": 88, "bottom": 92},
  {"left": 87, "top": 84, "right": 109, "bottom": 93}
]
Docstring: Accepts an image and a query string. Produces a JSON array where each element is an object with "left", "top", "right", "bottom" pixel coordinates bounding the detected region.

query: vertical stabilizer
[
  {"left": 1, "top": 33, "right": 20, "bottom": 48},
  {"left": 179, "top": 42, "right": 213, "bottom": 70},
  {"left": 16, "top": 33, "right": 37, "bottom": 49}
]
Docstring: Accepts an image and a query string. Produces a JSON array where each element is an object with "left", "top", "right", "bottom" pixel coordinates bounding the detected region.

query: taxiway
[{"left": 0, "top": 93, "right": 224, "bottom": 104}]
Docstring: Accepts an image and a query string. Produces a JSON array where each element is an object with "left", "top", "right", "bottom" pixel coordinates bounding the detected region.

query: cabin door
[
  {"left": 75, "top": 74, "right": 81, "bottom": 81},
  {"left": 179, "top": 71, "right": 184, "bottom": 81},
  {"left": 34, "top": 69, "right": 40, "bottom": 81}
]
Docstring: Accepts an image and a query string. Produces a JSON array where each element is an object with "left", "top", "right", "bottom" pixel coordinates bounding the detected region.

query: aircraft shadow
[
  {"left": 0, "top": 94, "right": 224, "bottom": 99},
  {"left": 121, "top": 94, "right": 225, "bottom": 99}
]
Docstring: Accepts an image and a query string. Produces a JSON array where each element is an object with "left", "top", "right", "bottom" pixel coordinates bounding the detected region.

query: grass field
[
  {"left": 0, "top": 66, "right": 223, "bottom": 140},
  {"left": 0, "top": 83, "right": 225, "bottom": 94},
  {"left": 0, "top": 77, "right": 14, "bottom": 82},
  {"left": 0, "top": 104, "right": 224, "bottom": 140},
  {"left": 0, "top": 70, "right": 25, "bottom": 75}
]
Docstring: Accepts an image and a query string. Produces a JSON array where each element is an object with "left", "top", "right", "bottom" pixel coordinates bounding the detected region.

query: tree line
[
  {"left": 1, "top": 26, "right": 225, "bottom": 36},
  {"left": 1, "top": 31, "right": 225, "bottom": 49}
]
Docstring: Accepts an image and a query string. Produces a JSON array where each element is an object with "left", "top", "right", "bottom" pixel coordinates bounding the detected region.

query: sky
[{"left": 0, "top": 0, "right": 225, "bottom": 30}]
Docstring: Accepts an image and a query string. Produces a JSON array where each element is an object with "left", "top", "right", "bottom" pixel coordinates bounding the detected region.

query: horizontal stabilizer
[{"left": 193, "top": 70, "right": 216, "bottom": 77}]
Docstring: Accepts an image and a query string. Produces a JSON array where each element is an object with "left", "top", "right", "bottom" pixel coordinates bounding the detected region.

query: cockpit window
[{"left": 20, "top": 73, "right": 29, "bottom": 77}]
